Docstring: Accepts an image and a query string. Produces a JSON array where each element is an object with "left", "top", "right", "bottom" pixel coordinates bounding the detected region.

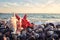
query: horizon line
[{"left": 0, "top": 13, "right": 60, "bottom": 14}]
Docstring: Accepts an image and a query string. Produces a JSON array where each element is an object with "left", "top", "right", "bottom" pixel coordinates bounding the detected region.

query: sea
[{"left": 0, "top": 13, "right": 60, "bottom": 25}]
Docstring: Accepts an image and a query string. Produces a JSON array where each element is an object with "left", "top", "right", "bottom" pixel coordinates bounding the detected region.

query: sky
[{"left": 0, "top": 0, "right": 60, "bottom": 13}]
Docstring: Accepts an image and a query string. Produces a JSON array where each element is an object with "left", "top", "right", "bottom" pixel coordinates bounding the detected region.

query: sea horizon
[
  {"left": 0, "top": 13, "right": 60, "bottom": 14},
  {"left": 0, "top": 13, "right": 60, "bottom": 24}
]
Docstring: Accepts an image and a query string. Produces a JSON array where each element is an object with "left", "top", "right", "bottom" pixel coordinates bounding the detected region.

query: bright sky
[{"left": 0, "top": 0, "right": 60, "bottom": 13}]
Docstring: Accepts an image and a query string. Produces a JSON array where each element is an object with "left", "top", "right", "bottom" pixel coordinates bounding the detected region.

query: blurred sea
[{"left": 0, "top": 13, "right": 60, "bottom": 24}]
